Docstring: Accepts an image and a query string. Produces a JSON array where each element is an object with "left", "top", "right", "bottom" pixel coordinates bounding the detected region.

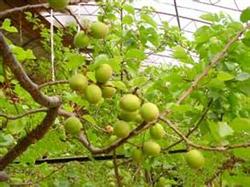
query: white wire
[
  {"left": 50, "top": 9, "right": 55, "bottom": 81},
  {"left": 77, "top": 5, "right": 81, "bottom": 32}
]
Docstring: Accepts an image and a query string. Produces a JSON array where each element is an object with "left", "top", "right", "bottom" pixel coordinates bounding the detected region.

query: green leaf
[
  {"left": 130, "top": 76, "right": 148, "bottom": 87},
  {"left": 91, "top": 54, "right": 109, "bottom": 70},
  {"left": 125, "top": 48, "right": 146, "bottom": 60},
  {"left": 112, "top": 80, "right": 127, "bottom": 91},
  {"left": 242, "top": 31, "right": 250, "bottom": 47},
  {"left": 224, "top": 173, "right": 250, "bottom": 186},
  {"left": 207, "top": 121, "right": 220, "bottom": 141},
  {"left": 240, "top": 7, "right": 250, "bottom": 23},
  {"left": 82, "top": 115, "right": 97, "bottom": 125},
  {"left": 200, "top": 13, "right": 219, "bottom": 22},
  {"left": 11, "top": 45, "right": 36, "bottom": 62},
  {"left": 122, "top": 15, "right": 133, "bottom": 25},
  {"left": 235, "top": 72, "right": 250, "bottom": 81},
  {"left": 217, "top": 71, "right": 235, "bottom": 81},
  {"left": 237, "top": 80, "right": 250, "bottom": 96},
  {"left": 230, "top": 117, "right": 250, "bottom": 132},
  {"left": 109, "top": 56, "right": 122, "bottom": 73},
  {"left": 66, "top": 53, "right": 85, "bottom": 70},
  {"left": 123, "top": 4, "right": 135, "bottom": 14},
  {"left": 7, "top": 120, "right": 26, "bottom": 134},
  {"left": 0, "top": 19, "right": 18, "bottom": 33},
  {"left": 172, "top": 46, "right": 193, "bottom": 64},
  {"left": 233, "top": 148, "right": 250, "bottom": 159},
  {"left": 0, "top": 133, "right": 15, "bottom": 147},
  {"left": 207, "top": 78, "right": 225, "bottom": 90},
  {"left": 86, "top": 71, "right": 96, "bottom": 82},
  {"left": 218, "top": 122, "right": 234, "bottom": 137},
  {"left": 194, "top": 26, "right": 212, "bottom": 44},
  {"left": 141, "top": 14, "right": 157, "bottom": 28}
]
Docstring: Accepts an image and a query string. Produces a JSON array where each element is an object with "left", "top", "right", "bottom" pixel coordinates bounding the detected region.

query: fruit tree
[{"left": 0, "top": 0, "right": 250, "bottom": 186}]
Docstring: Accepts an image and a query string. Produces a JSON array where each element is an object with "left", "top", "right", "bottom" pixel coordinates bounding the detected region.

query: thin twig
[
  {"left": 160, "top": 117, "right": 250, "bottom": 152},
  {"left": 0, "top": 108, "right": 48, "bottom": 120},
  {"left": 38, "top": 80, "right": 69, "bottom": 89},
  {"left": 205, "top": 156, "right": 245, "bottom": 186},
  {"left": 113, "top": 151, "right": 122, "bottom": 187},
  {"left": 163, "top": 99, "right": 213, "bottom": 151},
  {"left": 175, "top": 23, "right": 250, "bottom": 106},
  {"left": 0, "top": 31, "right": 61, "bottom": 108},
  {"left": 0, "top": 107, "right": 59, "bottom": 170},
  {"left": 66, "top": 8, "right": 85, "bottom": 31},
  {"left": 0, "top": 3, "right": 48, "bottom": 18}
]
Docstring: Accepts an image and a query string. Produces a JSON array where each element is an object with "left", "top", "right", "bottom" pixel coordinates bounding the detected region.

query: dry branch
[{"left": 0, "top": 107, "right": 59, "bottom": 170}]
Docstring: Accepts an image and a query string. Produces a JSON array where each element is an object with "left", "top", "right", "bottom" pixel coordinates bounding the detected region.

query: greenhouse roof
[
  {"left": 41, "top": 0, "right": 248, "bottom": 66},
  {"left": 1, "top": 0, "right": 249, "bottom": 66}
]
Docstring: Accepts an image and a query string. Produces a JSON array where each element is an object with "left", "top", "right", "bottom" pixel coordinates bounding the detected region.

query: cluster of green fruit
[
  {"left": 73, "top": 21, "right": 109, "bottom": 48},
  {"left": 48, "top": 0, "right": 109, "bottom": 44},
  {"left": 113, "top": 94, "right": 160, "bottom": 139},
  {"left": 69, "top": 63, "right": 115, "bottom": 103},
  {"left": 64, "top": 62, "right": 115, "bottom": 135},
  {"left": 130, "top": 123, "right": 164, "bottom": 163},
  {"left": 53, "top": 0, "right": 206, "bottom": 171}
]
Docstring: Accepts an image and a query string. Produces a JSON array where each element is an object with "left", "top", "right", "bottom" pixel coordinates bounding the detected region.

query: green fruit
[
  {"left": 48, "top": 0, "right": 69, "bottom": 10},
  {"left": 113, "top": 120, "right": 130, "bottom": 138},
  {"left": 0, "top": 89, "right": 5, "bottom": 98},
  {"left": 119, "top": 110, "right": 138, "bottom": 122},
  {"left": 106, "top": 161, "right": 113, "bottom": 168},
  {"left": 156, "top": 177, "right": 168, "bottom": 187},
  {"left": 69, "top": 74, "right": 88, "bottom": 93},
  {"left": 73, "top": 31, "right": 90, "bottom": 48},
  {"left": 107, "top": 135, "right": 118, "bottom": 145},
  {"left": 64, "top": 116, "right": 82, "bottom": 135},
  {"left": 132, "top": 149, "right": 143, "bottom": 163},
  {"left": 102, "top": 82, "right": 116, "bottom": 98},
  {"left": 120, "top": 94, "right": 141, "bottom": 112},
  {"left": 85, "top": 84, "right": 102, "bottom": 104},
  {"left": 135, "top": 114, "right": 143, "bottom": 123},
  {"left": 91, "top": 21, "right": 109, "bottom": 38},
  {"left": 143, "top": 140, "right": 161, "bottom": 156},
  {"left": 109, "top": 182, "right": 116, "bottom": 187},
  {"left": 140, "top": 103, "right": 159, "bottom": 122},
  {"left": 185, "top": 149, "right": 205, "bottom": 169},
  {"left": 150, "top": 123, "right": 165, "bottom": 139},
  {"left": 95, "top": 64, "right": 113, "bottom": 83}
]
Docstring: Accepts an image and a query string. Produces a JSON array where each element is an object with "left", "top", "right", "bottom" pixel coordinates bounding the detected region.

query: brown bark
[{"left": 0, "top": 107, "right": 59, "bottom": 170}]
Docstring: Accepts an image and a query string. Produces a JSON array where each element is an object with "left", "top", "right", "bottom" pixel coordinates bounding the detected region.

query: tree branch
[
  {"left": 205, "top": 156, "right": 245, "bottom": 186},
  {"left": 163, "top": 99, "right": 213, "bottom": 151},
  {"left": 0, "top": 3, "right": 48, "bottom": 18},
  {"left": 0, "top": 108, "right": 48, "bottom": 120},
  {"left": 0, "top": 107, "right": 59, "bottom": 170},
  {"left": 66, "top": 8, "right": 85, "bottom": 31},
  {"left": 160, "top": 117, "right": 250, "bottom": 152},
  {"left": 0, "top": 1, "right": 93, "bottom": 18},
  {"left": 0, "top": 171, "right": 8, "bottom": 182},
  {"left": 38, "top": 80, "right": 69, "bottom": 89},
  {"left": 175, "top": 24, "right": 250, "bottom": 106},
  {"left": 0, "top": 31, "right": 61, "bottom": 108},
  {"left": 113, "top": 151, "right": 122, "bottom": 187},
  {"left": 78, "top": 121, "right": 153, "bottom": 154}
]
